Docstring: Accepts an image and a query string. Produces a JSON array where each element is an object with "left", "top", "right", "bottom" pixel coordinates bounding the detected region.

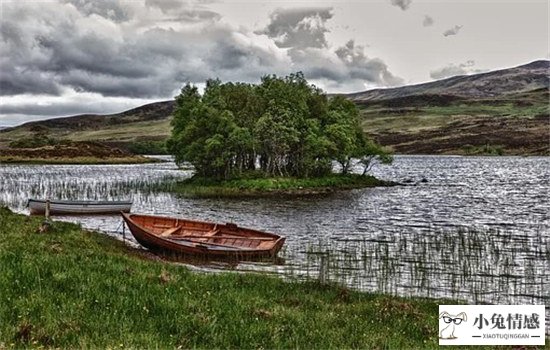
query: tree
[
  {"left": 167, "top": 73, "right": 392, "bottom": 180},
  {"left": 356, "top": 135, "right": 394, "bottom": 175}
]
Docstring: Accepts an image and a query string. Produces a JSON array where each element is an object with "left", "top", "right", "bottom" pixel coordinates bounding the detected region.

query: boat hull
[
  {"left": 121, "top": 213, "right": 285, "bottom": 260},
  {"left": 28, "top": 199, "right": 132, "bottom": 215}
]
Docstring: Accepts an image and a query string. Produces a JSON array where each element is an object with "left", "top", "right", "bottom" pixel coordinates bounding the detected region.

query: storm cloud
[
  {"left": 0, "top": 1, "right": 401, "bottom": 124},
  {"left": 390, "top": 0, "right": 412, "bottom": 11},
  {"left": 0, "top": 1, "right": 282, "bottom": 100},
  {"left": 259, "top": 8, "right": 403, "bottom": 89},
  {"left": 443, "top": 25, "right": 463, "bottom": 37}
]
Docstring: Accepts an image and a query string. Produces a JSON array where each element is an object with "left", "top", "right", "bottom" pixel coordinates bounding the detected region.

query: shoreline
[
  {"left": 1, "top": 153, "right": 547, "bottom": 166},
  {"left": 162, "top": 174, "right": 398, "bottom": 198},
  {"left": 0, "top": 155, "right": 159, "bottom": 165}
]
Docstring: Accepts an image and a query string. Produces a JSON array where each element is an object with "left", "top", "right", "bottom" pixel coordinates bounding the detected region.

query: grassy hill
[
  {"left": 359, "top": 87, "right": 549, "bottom": 155},
  {"left": 1, "top": 60, "right": 548, "bottom": 155},
  {"left": 0, "top": 101, "right": 175, "bottom": 153},
  {"left": 349, "top": 60, "right": 549, "bottom": 155}
]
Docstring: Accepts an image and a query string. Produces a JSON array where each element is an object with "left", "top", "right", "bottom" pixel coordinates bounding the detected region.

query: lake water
[{"left": 1, "top": 155, "right": 548, "bottom": 322}]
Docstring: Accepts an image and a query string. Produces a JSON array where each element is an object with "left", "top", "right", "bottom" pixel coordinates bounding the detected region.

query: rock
[{"left": 37, "top": 220, "right": 51, "bottom": 234}]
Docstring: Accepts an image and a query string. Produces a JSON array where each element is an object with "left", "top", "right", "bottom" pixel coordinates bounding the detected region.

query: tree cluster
[{"left": 167, "top": 73, "right": 392, "bottom": 179}]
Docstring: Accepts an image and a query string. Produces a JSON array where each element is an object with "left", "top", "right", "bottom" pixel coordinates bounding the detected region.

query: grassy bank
[
  {"left": 0, "top": 155, "right": 157, "bottom": 164},
  {"left": 0, "top": 207, "right": 446, "bottom": 349},
  {"left": 0, "top": 140, "right": 160, "bottom": 165},
  {"left": 166, "top": 174, "right": 396, "bottom": 198}
]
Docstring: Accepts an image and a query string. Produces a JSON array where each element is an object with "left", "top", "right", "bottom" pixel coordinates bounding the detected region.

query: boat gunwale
[
  {"left": 124, "top": 212, "right": 283, "bottom": 240},
  {"left": 28, "top": 199, "right": 133, "bottom": 206}
]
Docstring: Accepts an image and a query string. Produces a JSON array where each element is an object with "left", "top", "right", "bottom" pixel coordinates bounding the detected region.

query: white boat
[{"left": 28, "top": 199, "right": 132, "bottom": 215}]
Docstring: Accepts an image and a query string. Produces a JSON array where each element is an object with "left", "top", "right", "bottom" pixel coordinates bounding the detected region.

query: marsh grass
[
  {"left": 292, "top": 227, "right": 550, "bottom": 338},
  {"left": 0, "top": 207, "right": 450, "bottom": 349},
  {"left": 461, "top": 144, "right": 505, "bottom": 156},
  {"left": 297, "top": 228, "right": 549, "bottom": 305},
  {"left": 0, "top": 163, "right": 187, "bottom": 210}
]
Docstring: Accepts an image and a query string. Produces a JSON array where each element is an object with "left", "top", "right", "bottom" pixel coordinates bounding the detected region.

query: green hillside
[{"left": 360, "top": 88, "right": 549, "bottom": 155}]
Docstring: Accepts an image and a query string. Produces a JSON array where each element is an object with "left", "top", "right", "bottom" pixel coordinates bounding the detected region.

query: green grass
[
  {"left": 461, "top": 144, "right": 505, "bottom": 156},
  {"left": 166, "top": 174, "right": 395, "bottom": 198},
  {"left": 126, "top": 140, "right": 168, "bottom": 155},
  {"left": 68, "top": 119, "right": 171, "bottom": 143},
  {"left": 0, "top": 207, "right": 451, "bottom": 349}
]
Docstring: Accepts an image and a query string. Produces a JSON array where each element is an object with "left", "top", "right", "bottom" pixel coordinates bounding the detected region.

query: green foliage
[
  {"left": 0, "top": 207, "right": 446, "bottom": 348},
  {"left": 168, "top": 174, "right": 395, "bottom": 198},
  {"left": 8, "top": 134, "right": 60, "bottom": 149},
  {"left": 462, "top": 143, "right": 505, "bottom": 156},
  {"left": 168, "top": 73, "right": 392, "bottom": 179},
  {"left": 126, "top": 141, "right": 168, "bottom": 155}
]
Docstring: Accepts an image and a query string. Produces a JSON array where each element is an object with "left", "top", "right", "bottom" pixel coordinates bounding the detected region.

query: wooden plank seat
[
  {"left": 172, "top": 235, "right": 273, "bottom": 241},
  {"left": 204, "top": 229, "right": 220, "bottom": 237},
  {"left": 160, "top": 226, "right": 182, "bottom": 237}
]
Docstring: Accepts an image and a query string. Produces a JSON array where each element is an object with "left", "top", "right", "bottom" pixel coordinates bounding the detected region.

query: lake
[{"left": 1, "top": 155, "right": 548, "bottom": 316}]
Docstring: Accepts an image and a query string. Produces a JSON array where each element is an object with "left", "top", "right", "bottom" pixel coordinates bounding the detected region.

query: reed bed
[
  {"left": 0, "top": 163, "right": 189, "bottom": 210},
  {"left": 278, "top": 227, "right": 550, "bottom": 335},
  {"left": 286, "top": 227, "right": 549, "bottom": 306}
]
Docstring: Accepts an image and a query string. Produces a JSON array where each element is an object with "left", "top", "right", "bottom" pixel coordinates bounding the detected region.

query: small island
[{"left": 167, "top": 73, "right": 393, "bottom": 197}]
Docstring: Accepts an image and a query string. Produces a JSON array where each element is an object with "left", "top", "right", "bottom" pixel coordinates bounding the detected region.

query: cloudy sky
[{"left": 0, "top": 0, "right": 548, "bottom": 126}]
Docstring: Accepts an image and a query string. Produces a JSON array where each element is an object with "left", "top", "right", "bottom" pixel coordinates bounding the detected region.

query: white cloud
[{"left": 430, "top": 60, "right": 486, "bottom": 79}]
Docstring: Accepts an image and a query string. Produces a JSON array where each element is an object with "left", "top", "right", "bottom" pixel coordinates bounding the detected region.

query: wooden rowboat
[
  {"left": 28, "top": 199, "right": 132, "bottom": 215},
  {"left": 121, "top": 212, "right": 286, "bottom": 259}
]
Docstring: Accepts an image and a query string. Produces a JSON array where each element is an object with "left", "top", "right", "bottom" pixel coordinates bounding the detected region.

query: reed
[
  {"left": 292, "top": 227, "right": 549, "bottom": 310},
  {"left": 0, "top": 163, "right": 187, "bottom": 211}
]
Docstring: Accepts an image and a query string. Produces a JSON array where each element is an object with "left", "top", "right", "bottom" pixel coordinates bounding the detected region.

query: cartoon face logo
[{"left": 439, "top": 311, "right": 467, "bottom": 339}]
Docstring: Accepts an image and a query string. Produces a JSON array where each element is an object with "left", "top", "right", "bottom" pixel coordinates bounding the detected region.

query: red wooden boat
[{"left": 121, "top": 213, "right": 285, "bottom": 259}]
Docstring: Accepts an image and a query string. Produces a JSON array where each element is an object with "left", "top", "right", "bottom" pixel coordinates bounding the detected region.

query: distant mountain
[
  {"left": 7, "top": 100, "right": 175, "bottom": 132},
  {"left": 1, "top": 60, "right": 548, "bottom": 155},
  {"left": 346, "top": 60, "right": 549, "bottom": 105}
]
